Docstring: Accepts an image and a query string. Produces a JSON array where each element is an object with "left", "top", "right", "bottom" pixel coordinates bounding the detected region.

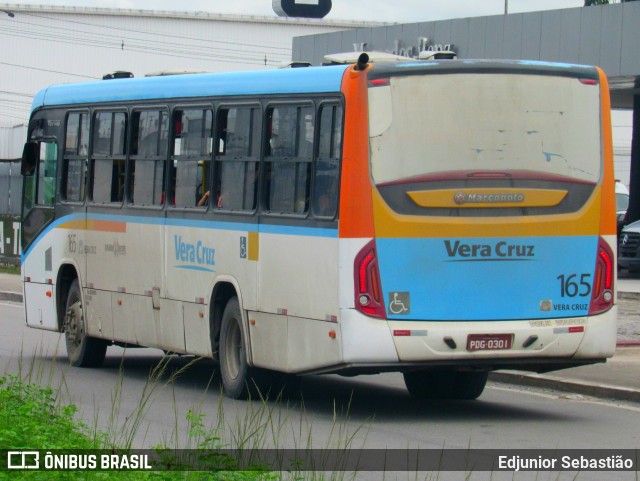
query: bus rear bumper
[
  {"left": 389, "top": 308, "right": 617, "bottom": 363},
  {"left": 336, "top": 307, "right": 616, "bottom": 372}
]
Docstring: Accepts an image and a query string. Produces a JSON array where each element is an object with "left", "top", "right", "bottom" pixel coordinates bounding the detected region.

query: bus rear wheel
[
  {"left": 403, "top": 370, "right": 487, "bottom": 400},
  {"left": 219, "top": 297, "right": 253, "bottom": 399},
  {"left": 218, "top": 297, "right": 301, "bottom": 399},
  {"left": 451, "top": 371, "right": 488, "bottom": 400},
  {"left": 403, "top": 370, "right": 455, "bottom": 399},
  {"left": 63, "top": 279, "right": 107, "bottom": 367}
]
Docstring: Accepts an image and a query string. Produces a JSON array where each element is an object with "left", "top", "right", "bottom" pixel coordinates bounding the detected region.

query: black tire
[
  {"left": 219, "top": 297, "right": 253, "bottom": 399},
  {"left": 451, "top": 371, "right": 488, "bottom": 400},
  {"left": 218, "top": 297, "right": 298, "bottom": 400},
  {"left": 63, "top": 279, "right": 107, "bottom": 367},
  {"left": 403, "top": 370, "right": 455, "bottom": 399}
]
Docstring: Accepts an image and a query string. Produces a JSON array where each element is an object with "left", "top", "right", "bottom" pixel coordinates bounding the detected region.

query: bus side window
[
  {"left": 313, "top": 104, "right": 342, "bottom": 218},
  {"left": 61, "top": 112, "right": 89, "bottom": 203},
  {"left": 90, "top": 111, "right": 127, "bottom": 204},
  {"left": 265, "top": 105, "right": 313, "bottom": 215},
  {"left": 214, "top": 107, "right": 260, "bottom": 211},
  {"left": 171, "top": 108, "right": 213, "bottom": 208},
  {"left": 129, "top": 110, "right": 168, "bottom": 207}
]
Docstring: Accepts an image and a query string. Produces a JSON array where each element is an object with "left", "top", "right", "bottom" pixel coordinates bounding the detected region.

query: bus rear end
[{"left": 338, "top": 60, "right": 616, "bottom": 399}]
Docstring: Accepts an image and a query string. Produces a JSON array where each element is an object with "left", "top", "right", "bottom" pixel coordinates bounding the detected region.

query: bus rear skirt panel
[
  {"left": 389, "top": 319, "right": 585, "bottom": 361},
  {"left": 387, "top": 310, "right": 616, "bottom": 362}
]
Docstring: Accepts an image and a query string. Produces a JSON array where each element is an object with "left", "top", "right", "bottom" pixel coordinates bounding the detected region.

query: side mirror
[{"left": 21, "top": 142, "right": 38, "bottom": 176}]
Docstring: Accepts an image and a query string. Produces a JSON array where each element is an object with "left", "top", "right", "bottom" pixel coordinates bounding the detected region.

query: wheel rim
[
  {"left": 64, "top": 293, "right": 83, "bottom": 352},
  {"left": 223, "top": 317, "right": 242, "bottom": 381}
]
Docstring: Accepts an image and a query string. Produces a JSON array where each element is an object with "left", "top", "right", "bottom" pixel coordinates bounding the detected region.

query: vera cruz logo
[
  {"left": 173, "top": 235, "right": 216, "bottom": 272},
  {"left": 445, "top": 239, "right": 535, "bottom": 261}
]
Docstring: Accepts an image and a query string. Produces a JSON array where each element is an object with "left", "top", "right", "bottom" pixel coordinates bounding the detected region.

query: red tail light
[
  {"left": 368, "top": 78, "right": 390, "bottom": 88},
  {"left": 589, "top": 237, "right": 614, "bottom": 316},
  {"left": 354, "top": 240, "right": 386, "bottom": 319}
]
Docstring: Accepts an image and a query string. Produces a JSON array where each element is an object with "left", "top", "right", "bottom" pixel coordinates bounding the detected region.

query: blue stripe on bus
[
  {"left": 22, "top": 213, "right": 338, "bottom": 262},
  {"left": 21, "top": 213, "right": 85, "bottom": 263},
  {"left": 174, "top": 265, "right": 216, "bottom": 273},
  {"left": 257, "top": 223, "right": 338, "bottom": 238},
  {"left": 32, "top": 66, "right": 349, "bottom": 111}
]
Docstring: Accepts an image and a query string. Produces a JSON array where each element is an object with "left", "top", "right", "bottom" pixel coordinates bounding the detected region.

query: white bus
[{"left": 21, "top": 57, "right": 617, "bottom": 400}]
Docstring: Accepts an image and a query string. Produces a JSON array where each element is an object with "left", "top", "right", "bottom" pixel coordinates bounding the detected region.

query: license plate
[{"left": 467, "top": 333, "right": 513, "bottom": 352}]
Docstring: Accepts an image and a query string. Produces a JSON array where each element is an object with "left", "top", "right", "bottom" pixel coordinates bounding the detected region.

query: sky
[{"left": 8, "top": 0, "right": 586, "bottom": 23}]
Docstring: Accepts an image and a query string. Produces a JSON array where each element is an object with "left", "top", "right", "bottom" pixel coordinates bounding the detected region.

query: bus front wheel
[
  {"left": 219, "top": 297, "right": 252, "bottom": 399},
  {"left": 63, "top": 279, "right": 107, "bottom": 367}
]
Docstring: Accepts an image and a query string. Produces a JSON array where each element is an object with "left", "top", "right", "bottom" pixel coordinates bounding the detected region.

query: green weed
[{"left": 0, "top": 264, "right": 20, "bottom": 275}]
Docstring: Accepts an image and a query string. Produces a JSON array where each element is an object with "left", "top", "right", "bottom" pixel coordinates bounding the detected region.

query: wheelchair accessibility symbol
[{"left": 389, "top": 292, "right": 410, "bottom": 315}]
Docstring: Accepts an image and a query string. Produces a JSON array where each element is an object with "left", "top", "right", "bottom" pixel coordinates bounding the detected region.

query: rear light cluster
[
  {"left": 354, "top": 240, "right": 386, "bottom": 318},
  {"left": 589, "top": 237, "right": 614, "bottom": 316},
  {"left": 368, "top": 78, "right": 390, "bottom": 88}
]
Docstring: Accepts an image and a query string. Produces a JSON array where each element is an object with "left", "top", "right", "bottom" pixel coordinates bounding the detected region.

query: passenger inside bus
[{"left": 197, "top": 190, "right": 210, "bottom": 206}]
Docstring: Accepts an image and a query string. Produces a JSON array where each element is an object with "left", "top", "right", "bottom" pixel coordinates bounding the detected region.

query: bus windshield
[{"left": 368, "top": 73, "right": 602, "bottom": 185}]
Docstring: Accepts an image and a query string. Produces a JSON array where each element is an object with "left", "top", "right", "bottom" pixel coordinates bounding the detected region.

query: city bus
[{"left": 20, "top": 56, "right": 617, "bottom": 400}]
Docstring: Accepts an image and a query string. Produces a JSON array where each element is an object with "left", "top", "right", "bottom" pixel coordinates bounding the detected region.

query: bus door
[{"left": 21, "top": 136, "right": 59, "bottom": 330}]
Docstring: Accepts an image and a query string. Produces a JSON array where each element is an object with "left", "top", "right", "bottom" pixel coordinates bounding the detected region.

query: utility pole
[{"left": 504, "top": 0, "right": 508, "bottom": 14}]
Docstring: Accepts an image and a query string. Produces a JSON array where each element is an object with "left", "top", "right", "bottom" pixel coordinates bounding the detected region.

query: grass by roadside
[
  {"left": 0, "top": 349, "right": 360, "bottom": 481},
  {"left": 0, "top": 373, "right": 283, "bottom": 480},
  {"left": 0, "top": 374, "right": 98, "bottom": 450},
  {"left": 0, "top": 264, "right": 19, "bottom": 275}
]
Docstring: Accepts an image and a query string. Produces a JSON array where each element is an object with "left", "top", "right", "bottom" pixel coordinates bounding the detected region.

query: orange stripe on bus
[
  {"left": 87, "top": 220, "right": 127, "bottom": 233},
  {"left": 59, "top": 219, "right": 126, "bottom": 233},
  {"left": 248, "top": 231, "right": 259, "bottom": 261},
  {"left": 408, "top": 188, "right": 568, "bottom": 209},
  {"left": 597, "top": 67, "right": 617, "bottom": 236},
  {"left": 58, "top": 219, "right": 87, "bottom": 230},
  {"left": 338, "top": 65, "right": 375, "bottom": 239}
]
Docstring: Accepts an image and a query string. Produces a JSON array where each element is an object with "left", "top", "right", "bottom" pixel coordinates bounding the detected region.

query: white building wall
[
  {"left": 0, "top": 124, "right": 27, "bottom": 160},
  {"left": 612, "top": 110, "right": 633, "bottom": 187},
  {"left": 0, "top": 4, "right": 373, "bottom": 127}
]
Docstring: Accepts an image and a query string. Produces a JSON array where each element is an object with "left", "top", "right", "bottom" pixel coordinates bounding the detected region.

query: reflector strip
[
  {"left": 393, "top": 330, "right": 428, "bottom": 337},
  {"left": 553, "top": 326, "right": 585, "bottom": 334},
  {"left": 368, "top": 78, "right": 390, "bottom": 87}
]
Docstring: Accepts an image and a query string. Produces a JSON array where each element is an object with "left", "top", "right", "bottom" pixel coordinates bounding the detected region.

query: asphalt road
[
  {"left": 1, "top": 301, "right": 639, "bottom": 481},
  {"left": 617, "top": 297, "right": 640, "bottom": 341}
]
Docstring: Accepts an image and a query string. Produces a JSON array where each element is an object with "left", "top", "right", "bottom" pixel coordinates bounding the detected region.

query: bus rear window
[{"left": 368, "top": 73, "right": 602, "bottom": 185}]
